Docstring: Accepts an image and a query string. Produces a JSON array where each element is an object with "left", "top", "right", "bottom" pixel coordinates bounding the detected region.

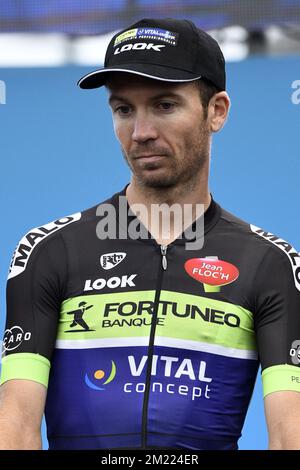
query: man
[{"left": 0, "top": 18, "right": 300, "bottom": 450}]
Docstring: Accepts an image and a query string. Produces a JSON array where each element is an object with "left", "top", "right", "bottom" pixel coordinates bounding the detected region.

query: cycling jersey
[{"left": 1, "top": 185, "right": 300, "bottom": 450}]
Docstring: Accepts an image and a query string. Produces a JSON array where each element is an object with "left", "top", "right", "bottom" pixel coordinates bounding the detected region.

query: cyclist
[{"left": 0, "top": 18, "right": 299, "bottom": 450}]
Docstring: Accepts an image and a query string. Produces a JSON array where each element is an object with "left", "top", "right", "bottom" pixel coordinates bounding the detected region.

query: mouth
[{"left": 135, "top": 155, "right": 166, "bottom": 162}]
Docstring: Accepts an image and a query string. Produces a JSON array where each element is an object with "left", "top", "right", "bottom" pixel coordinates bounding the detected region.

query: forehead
[{"left": 106, "top": 72, "right": 198, "bottom": 97}]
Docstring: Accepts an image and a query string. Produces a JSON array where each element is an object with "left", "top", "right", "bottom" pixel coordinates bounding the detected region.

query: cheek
[
  {"left": 182, "top": 120, "right": 206, "bottom": 146},
  {"left": 167, "top": 123, "right": 194, "bottom": 150},
  {"left": 114, "top": 120, "right": 130, "bottom": 147}
]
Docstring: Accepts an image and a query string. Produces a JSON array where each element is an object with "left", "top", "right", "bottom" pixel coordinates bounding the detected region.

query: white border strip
[
  {"left": 250, "top": 224, "right": 300, "bottom": 292},
  {"left": 55, "top": 335, "right": 257, "bottom": 360},
  {"left": 78, "top": 68, "right": 202, "bottom": 87},
  {"left": 8, "top": 212, "right": 81, "bottom": 280},
  {"left": 55, "top": 336, "right": 147, "bottom": 349}
]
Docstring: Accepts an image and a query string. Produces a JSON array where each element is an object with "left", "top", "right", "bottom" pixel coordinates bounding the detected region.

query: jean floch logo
[{"left": 185, "top": 256, "right": 239, "bottom": 293}]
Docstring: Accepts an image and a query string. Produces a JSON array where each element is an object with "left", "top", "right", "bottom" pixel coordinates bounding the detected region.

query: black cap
[{"left": 77, "top": 18, "right": 226, "bottom": 91}]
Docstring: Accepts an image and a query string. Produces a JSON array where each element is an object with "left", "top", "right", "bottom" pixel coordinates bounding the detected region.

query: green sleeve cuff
[
  {"left": 262, "top": 364, "right": 300, "bottom": 397},
  {"left": 0, "top": 353, "right": 50, "bottom": 388}
]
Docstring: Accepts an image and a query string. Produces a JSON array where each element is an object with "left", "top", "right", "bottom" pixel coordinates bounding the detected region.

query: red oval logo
[{"left": 184, "top": 258, "right": 239, "bottom": 287}]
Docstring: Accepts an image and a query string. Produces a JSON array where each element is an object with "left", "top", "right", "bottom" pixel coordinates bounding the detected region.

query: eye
[
  {"left": 158, "top": 101, "right": 176, "bottom": 111},
  {"left": 114, "top": 104, "right": 131, "bottom": 115}
]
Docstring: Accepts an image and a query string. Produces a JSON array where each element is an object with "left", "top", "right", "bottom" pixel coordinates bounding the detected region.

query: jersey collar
[{"left": 110, "top": 184, "right": 221, "bottom": 245}]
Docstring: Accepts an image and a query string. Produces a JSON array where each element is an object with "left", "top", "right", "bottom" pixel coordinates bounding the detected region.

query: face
[{"left": 107, "top": 73, "right": 211, "bottom": 189}]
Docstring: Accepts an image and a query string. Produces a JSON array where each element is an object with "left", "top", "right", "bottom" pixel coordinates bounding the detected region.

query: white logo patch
[
  {"left": 290, "top": 340, "right": 300, "bottom": 365},
  {"left": 84, "top": 274, "right": 137, "bottom": 292},
  {"left": 250, "top": 224, "right": 300, "bottom": 292},
  {"left": 114, "top": 43, "right": 165, "bottom": 55},
  {"left": 8, "top": 212, "right": 81, "bottom": 280},
  {"left": 2, "top": 326, "right": 32, "bottom": 353},
  {"left": 100, "top": 252, "right": 126, "bottom": 270}
]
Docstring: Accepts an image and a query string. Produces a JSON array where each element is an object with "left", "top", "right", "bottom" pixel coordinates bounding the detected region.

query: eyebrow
[
  {"left": 108, "top": 91, "right": 183, "bottom": 107},
  {"left": 108, "top": 94, "right": 129, "bottom": 107}
]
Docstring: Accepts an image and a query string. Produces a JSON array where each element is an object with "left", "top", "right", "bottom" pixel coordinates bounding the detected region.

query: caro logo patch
[
  {"left": 2, "top": 326, "right": 32, "bottom": 353},
  {"left": 185, "top": 257, "right": 239, "bottom": 293},
  {"left": 100, "top": 252, "right": 126, "bottom": 270}
]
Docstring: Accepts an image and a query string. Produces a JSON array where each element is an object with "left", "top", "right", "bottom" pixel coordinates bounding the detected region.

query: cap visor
[{"left": 77, "top": 64, "right": 201, "bottom": 89}]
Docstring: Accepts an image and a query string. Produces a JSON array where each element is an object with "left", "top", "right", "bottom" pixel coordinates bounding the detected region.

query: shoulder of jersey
[
  {"left": 7, "top": 195, "right": 112, "bottom": 281},
  {"left": 219, "top": 206, "right": 300, "bottom": 292}
]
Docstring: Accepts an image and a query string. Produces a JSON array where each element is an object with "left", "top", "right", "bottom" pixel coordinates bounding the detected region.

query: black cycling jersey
[{"left": 1, "top": 185, "right": 300, "bottom": 450}]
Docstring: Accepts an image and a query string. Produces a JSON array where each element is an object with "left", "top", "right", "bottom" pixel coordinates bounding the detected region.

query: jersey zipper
[
  {"left": 161, "top": 244, "right": 168, "bottom": 270},
  {"left": 141, "top": 244, "right": 168, "bottom": 449}
]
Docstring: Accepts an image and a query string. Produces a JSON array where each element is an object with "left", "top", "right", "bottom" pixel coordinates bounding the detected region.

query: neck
[{"left": 126, "top": 172, "right": 211, "bottom": 245}]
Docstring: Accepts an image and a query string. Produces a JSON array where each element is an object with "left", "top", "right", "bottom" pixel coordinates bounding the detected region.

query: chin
[{"left": 137, "top": 173, "right": 178, "bottom": 189}]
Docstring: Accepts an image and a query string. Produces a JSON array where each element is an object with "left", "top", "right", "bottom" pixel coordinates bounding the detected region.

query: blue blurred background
[
  {"left": 0, "top": 0, "right": 299, "bottom": 33},
  {"left": 0, "top": 0, "right": 300, "bottom": 451}
]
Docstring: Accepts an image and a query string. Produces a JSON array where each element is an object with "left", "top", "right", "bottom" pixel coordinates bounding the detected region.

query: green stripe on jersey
[
  {"left": 262, "top": 364, "right": 300, "bottom": 397},
  {"left": 58, "top": 290, "right": 256, "bottom": 352},
  {"left": 0, "top": 353, "right": 50, "bottom": 388}
]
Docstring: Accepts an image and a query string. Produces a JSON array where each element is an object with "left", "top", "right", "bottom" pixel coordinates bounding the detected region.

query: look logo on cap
[{"left": 77, "top": 18, "right": 226, "bottom": 91}]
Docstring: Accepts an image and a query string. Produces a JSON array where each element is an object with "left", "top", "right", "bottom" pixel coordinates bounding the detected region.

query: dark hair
[{"left": 196, "top": 78, "right": 220, "bottom": 118}]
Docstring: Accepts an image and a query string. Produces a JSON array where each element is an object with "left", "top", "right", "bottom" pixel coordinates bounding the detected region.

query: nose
[{"left": 132, "top": 110, "right": 158, "bottom": 143}]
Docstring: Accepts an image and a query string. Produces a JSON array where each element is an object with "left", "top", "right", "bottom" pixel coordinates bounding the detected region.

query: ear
[{"left": 208, "top": 91, "right": 231, "bottom": 133}]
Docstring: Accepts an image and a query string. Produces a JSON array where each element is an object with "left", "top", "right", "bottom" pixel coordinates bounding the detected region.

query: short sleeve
[
  {"left": 0, "top": 231, "right": 67, "bottom": 388},
  {"left": 253, "top": 245, "right": 300, "bottom": 397}
]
